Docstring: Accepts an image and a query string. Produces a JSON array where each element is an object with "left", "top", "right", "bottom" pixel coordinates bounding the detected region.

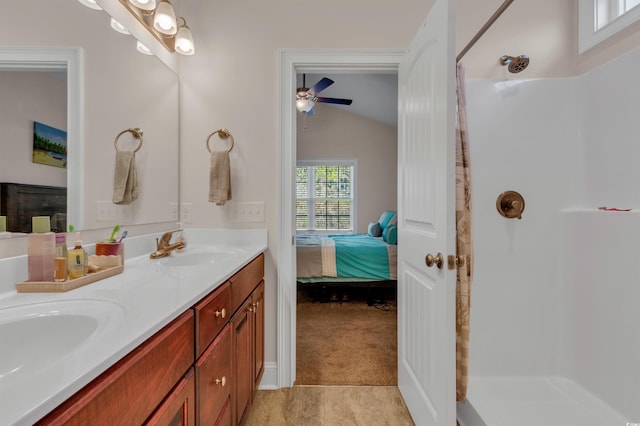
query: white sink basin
[
  {"left": 156, "top": 247, "right": 244, "bottom": 267},
  {"left": 0, "top": 300, "right": 125, "bottom": 383}
]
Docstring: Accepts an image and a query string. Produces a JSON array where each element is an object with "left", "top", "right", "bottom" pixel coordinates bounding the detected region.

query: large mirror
[{"left": 0, "top": 0, "right": 179, "bottom": 235}]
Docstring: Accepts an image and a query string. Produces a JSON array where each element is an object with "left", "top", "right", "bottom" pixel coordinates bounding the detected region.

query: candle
[{"left": 0, "top": 216, "right": 5, "bottom": 232}]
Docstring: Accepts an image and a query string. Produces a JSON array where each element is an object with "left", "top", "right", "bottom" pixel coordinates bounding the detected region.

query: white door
[{"left": 397, "top": 0, "right": 457, "bottom": 424}]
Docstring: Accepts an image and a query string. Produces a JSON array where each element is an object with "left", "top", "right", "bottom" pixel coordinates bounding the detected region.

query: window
[
  {"left": 296, "top": 160, "right": 356, "bottom": 232},
  {"left": 579, "top": 0, "right": 640, "bottom": 52}
]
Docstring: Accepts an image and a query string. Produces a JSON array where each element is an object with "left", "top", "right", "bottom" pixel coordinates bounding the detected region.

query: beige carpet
[{"left": 296, "top": 297, "right": 397, "bottom": 386}]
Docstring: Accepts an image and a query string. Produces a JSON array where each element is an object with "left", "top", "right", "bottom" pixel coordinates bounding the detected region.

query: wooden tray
[{"left": 16, "top": 265, "right": 124, "bottom": 293}]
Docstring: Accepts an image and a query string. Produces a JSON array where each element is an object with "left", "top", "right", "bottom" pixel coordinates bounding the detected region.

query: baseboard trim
[{"left": 258, "top": 362, "right": 279, "bottom": 390}]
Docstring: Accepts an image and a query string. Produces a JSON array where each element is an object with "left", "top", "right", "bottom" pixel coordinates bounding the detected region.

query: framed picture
[{"left": 33, "top": 121, "right": 67, "bottom": 168}]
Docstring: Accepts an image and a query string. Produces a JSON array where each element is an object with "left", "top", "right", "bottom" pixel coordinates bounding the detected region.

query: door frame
[{"left": 277, "top": 49, "right": 405, "bottom": 387}]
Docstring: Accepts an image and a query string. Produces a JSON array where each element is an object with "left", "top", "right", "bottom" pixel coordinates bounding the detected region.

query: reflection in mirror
[{"left": 0, "top": 1, "right": 179, "bottom": 239}]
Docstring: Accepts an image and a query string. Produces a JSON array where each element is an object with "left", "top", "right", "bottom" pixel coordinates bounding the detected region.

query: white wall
[
  {"left": 466, "top": 47, "right": 640, "bottom": 419},
  {"left": 0, "top": 72, "right": 66, "bottom": 186},
  {"left": 179, "top": 0, "right": 432, "bottom": 371},
  {"left": 296, "top": 104, "right": 397, "bottom": 234}
]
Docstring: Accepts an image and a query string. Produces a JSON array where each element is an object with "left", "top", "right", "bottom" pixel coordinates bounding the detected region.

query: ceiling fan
[{"left": 296, "top": 75, "right": 353, "bottom": 115}]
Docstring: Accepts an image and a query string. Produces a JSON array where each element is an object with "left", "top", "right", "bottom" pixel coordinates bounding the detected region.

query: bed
[{"left": 296, "top": 211, "right": 398, "bottom": 304}]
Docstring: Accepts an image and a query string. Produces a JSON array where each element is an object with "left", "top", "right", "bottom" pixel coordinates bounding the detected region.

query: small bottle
[
  {"left": 54, "top": 233, "right": 68, "bottom": 282},
  {"left": 68, "top": 232, "right": 87, "bottom": 280},
  {"left": 28, "top": 216, "right": 55, "bottom": 282}
]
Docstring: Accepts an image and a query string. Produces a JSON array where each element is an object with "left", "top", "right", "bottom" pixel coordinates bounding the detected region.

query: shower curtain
[{"left": 455, "top": 64, "right": 473, "bottom": 401}]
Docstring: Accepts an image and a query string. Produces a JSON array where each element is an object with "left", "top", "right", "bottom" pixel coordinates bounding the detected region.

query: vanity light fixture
[
  {"left": 118, "top": 0, "right": 195, "bottom": 55},
  {"left": 128, "top": 0, "right": 156, "bottom": 11},
  {"left": 110, "top": 17, "right": 130, "bottom": 34},
  {"left": 175, "top": 18, "right": 195, "bottom": 55},
  {"left": 78, "top": 0, "right": 103, "bottom": 10},
  {"left": 153, "top": 0, "right": 177, "bottom": 35}
]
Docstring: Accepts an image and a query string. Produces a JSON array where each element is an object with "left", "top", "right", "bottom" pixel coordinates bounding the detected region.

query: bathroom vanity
[{"left": 0, "top": 229, "right": 267, "bottom": 426}]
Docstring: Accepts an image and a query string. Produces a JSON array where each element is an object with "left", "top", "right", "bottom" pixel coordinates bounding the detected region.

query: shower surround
[{"left": 457, "top": 47, "right": 640, "bottom": 425}]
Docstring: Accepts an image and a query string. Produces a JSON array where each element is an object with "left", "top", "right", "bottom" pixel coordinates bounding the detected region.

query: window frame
[
  {"left": 579, "top": 0, "right": 640, "bottom": 53},
  {"left": 295, "top": 159, "right": 358, "bottom": 234}
]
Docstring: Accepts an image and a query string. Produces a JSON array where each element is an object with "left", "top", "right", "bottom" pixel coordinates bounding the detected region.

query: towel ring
[
  {"left": 206, "top": 128, "right": 234, "bottom": 153},
  {"left": 114, "top": 128, "right": 143, "bottom": 153}
]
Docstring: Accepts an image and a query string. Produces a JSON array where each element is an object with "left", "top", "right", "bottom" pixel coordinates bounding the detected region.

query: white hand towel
[
  {"left": 209, "top": 150, "right": 232, "bottom": 205},
  {"left": 112, "top": 149, "right": 138, "bottom": 205}
]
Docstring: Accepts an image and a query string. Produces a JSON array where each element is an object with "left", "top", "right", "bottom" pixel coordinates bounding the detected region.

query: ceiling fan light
[
  {"left": 128, "top": 0, "right": 157, "bottom": 10},
  {"left": 175, "top": 19, "right": 195, "bottom": 55},
  {"left": 296, "top": 98, "right": 315, "bottom": 113},
  {"left": 154, "top": 0, "right": 177, "bottom": 35}
]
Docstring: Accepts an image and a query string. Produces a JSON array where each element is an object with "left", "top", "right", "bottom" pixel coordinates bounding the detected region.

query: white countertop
[{"left": 0, "top": 228, "right": 268, "bottom": 426}]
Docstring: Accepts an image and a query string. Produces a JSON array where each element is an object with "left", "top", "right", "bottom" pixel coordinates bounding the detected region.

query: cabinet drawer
[
  {"left": 39, "top": 311, "right": 194, "bottom": 426},
  {"left": 230, "top": 253, "right": 264, "bottom": 314},
  {"left": 196, "top": 323, "right": 231, "bottom": 425},
  {"left": 195, "top": 281, "right": 231, "bottom": 357}
]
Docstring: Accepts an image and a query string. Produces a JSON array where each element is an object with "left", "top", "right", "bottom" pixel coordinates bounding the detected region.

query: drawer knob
[
  {"left": 215, "top": 376, "right": 227, "bottom": 387},
  {"left": 215, "top": 308, "right": 226, "bottom": 319}
]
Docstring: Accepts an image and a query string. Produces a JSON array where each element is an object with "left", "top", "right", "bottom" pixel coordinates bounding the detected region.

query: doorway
[
  {"left": 277, "top": 49, "right": 404, "bottom": 387},
  {"left": 294, "top": 71, "right": 398, "bottom": 386}
]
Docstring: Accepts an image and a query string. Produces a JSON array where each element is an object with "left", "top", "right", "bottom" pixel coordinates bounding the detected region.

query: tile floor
[{"left": 245, "top": 385, "right": 415, "bottom": 426}]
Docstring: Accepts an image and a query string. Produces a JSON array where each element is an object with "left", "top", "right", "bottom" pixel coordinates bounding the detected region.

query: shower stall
[{"left": 456, "top": 46, "right": 640, "bottom": 425}]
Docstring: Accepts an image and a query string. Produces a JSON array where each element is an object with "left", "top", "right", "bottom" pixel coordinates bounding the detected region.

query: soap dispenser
[
  {"left": 27, "top": 216, "right": 55, "bottom": 281},
  {"left": 68, "top": 232, "right": 87, "bottom": 279}
]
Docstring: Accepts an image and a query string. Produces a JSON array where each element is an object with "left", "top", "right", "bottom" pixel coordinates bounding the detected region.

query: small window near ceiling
[
  {"left": 296, "top": 160, "right": 356, "bottom": 233},
  {"left": 579, "top": 0, "right": 640, "bottom": 52}
]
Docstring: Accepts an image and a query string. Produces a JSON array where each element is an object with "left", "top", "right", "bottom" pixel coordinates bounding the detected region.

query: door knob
[{"left": 425, "top": 253, "right": 444, "bottom": 269}]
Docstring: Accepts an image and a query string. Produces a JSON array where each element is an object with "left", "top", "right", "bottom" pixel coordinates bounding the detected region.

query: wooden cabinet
[
  {"left": 145, "top": 368, "right": 196, "bottom": 426},
  {"left": 38, "top": 311, "right": 194, "bottom": 426},
  {"left": 252, "top": 280, "right": 265, "bottom": 394},
  {"left": 196, "top": 324, "right": 231, "bottom": 425},
  {"left": 38, "top": 253, "right": 264, "bottom": 426}
]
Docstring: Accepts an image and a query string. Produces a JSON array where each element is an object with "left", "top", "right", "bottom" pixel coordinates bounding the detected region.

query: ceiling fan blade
[
  {"left": 309, "top": 77, "right": 334, "bottom": 95},
  {"left": 315, "top": 97, "right": 353, "bottom": 105}
]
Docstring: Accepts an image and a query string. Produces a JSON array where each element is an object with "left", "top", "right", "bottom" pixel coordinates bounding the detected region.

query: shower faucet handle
[{"left": 497, "top": 190, "right": 525, "bottom": 219}]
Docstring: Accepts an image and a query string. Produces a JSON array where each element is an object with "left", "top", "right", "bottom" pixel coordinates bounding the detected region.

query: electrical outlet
[
  {"left": 230, "top": 201, "right": 265, "bottom": 223},
  {"left": 169, "top": 203, "right": 179, "bottom": 221},
  {"left": 97, "top": 201, "right": 116, "bottom": 222},
  {"left": 181, "top": 203, "right": 193, "bottom": 223}
]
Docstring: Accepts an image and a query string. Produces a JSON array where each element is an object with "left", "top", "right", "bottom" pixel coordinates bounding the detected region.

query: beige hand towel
[
  {"left": 209, "top": 150, "right": 232, "bottom": 205},
  {"left": 112, "top": 149, "right": 139, "bottom": 205}
]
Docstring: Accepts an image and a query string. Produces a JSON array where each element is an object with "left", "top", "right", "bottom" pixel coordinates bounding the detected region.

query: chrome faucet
[{"left": 150, "top": 229, "right": 186, "bottom": 259}]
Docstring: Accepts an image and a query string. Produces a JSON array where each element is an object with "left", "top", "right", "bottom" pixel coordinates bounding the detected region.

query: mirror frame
[{"left": 0, "top": 46, "right": 83, "bottom": 230}]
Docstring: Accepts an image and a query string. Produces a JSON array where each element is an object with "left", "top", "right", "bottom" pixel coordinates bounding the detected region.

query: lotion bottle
[
  {"left": 28, "top": 216, "right": 55, "bottom": 281},
  {"left": 68, "top": 232, "right": 87, "bottom": 279},
  {"left": 54, "top": 233, "right": 68, "bottom": 282}
]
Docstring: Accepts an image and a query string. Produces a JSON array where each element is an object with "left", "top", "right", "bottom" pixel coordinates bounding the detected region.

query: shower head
[{"left": 500, "top": 55, "right": 529, "bottom": 73}]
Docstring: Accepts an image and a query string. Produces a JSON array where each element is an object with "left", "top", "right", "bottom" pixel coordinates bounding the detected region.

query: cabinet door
[
  {"left": 252, "top": 280, "right": 265, "bottom": 395},
  {"left": 196, "top": 324, "right": 231, "bottom": 425},
  {"left": 231, "top": 298, "right": 253, "bottom": 426},
  {"left": 145, "top": 368, "right": 195, "bottom": 426}
]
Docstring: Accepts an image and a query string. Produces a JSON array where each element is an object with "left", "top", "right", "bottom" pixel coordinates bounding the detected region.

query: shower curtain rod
[{"left": 456, "top": 0, "right": 515, "bottom": 63}]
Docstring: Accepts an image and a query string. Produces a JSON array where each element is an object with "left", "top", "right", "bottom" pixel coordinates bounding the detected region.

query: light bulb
[
  {"left": 154, "top": 0, "right": 177, "bottom": 35},
  {"left": 77, "top": 0, "right": 102, "bottom": 10},
  {"left": 128, "top": 0, "right": 156, "bottom": 10},
  {"left": 175, "top": 20, "right": 195, "bottom": 55},
  {"left": 110, "top": 18, "right": 129, "bottom": 34},
  {"left": 136, "top": 41, "right": 154, "bottom": 56},
  {"left": 296, "top": 98, "right": 315, "bottom": 113}
]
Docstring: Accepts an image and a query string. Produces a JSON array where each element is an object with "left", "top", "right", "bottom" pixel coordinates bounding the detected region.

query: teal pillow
[
  {"left": 367, "top": 221, "right": 382, "bottom": 237},
  {"left": 382, "top": 224, "right": 397, "bottom": 245},
  {"left": 378, "top": 211, "right": 397, "bottom": 230}
]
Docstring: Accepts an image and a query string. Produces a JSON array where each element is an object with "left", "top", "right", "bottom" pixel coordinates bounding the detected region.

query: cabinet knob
[
  {"left": 248, "top": 306, "right": 255, "bottom": 313},
  {"left": 215, "top": 308, "right": 226, "bottom": 319},
  {"left": 215, "top": 376, "right": 226, "bottom": 387}
]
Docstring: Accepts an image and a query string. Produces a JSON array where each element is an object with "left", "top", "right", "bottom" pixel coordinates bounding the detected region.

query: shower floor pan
[{"left": 457, "top": 376, "right": 629, "bottom": 426}]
